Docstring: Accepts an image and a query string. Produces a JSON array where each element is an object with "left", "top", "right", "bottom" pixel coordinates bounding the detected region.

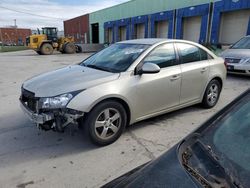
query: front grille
[
  {"left": 21, "top": 88, "right": 38, "bottom": 112},
  {"left": 225, "top": 58, "right": 241, "bottom": 64}
]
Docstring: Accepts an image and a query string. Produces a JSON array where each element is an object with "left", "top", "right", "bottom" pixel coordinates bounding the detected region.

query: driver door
[{"left": 134, "top": 43, "right": 181, "bottom": 119}]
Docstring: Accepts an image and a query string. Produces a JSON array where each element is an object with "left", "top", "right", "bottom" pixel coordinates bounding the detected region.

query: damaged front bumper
[
  {"left": 20, "top": 100, "right": 54, "bottom": 124},
  {"left": 20, "top": 99, "right": 84, "bottom": 131}
]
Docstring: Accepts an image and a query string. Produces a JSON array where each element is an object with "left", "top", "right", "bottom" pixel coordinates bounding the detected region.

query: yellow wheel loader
[{"left": 26, "top": 27, "right": 82, "bottom": 55}]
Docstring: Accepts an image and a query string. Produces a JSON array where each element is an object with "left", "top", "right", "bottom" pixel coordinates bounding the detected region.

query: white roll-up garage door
[
  {"left": 219, "top": 9, "right": 250, "bottom": 45},
  {"left": 119, "top": 26, "right": 126, "bottom": 41},
  {"left": 136, "top": 24, "right": 145, "bottom": 39},
  {"left": 156, "top": 20, "right": 169, "bottom": 38},
  {"left": 108, "top": 28, "right": 113, "bottom": 43},
  {"left": 183, "top": 16, "right": 202, "bottom": 42}
]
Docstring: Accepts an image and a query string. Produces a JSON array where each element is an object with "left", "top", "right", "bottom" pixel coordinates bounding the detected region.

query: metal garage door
[
  {"left": 156, "top": 20, "right": 169, "bottom": 38},
  {"left": 108, "top": 28, "right": 113, "bottom": 43},
  {"left": 119, "top": 26, "right": 126, "bottom": 41},
  {"left": 219, "top": 9, "right": 250, "bottom": 45},
  {"left": 136, "top": 24, "right": 145, "bottom": 39},
  {"left": 183, "top": 16, "right": 202, "bottom": 42}
]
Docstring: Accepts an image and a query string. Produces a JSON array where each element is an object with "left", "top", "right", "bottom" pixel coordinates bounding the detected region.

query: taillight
[{"left": 224, "top": 59, "right": 228, "bottom": 68}]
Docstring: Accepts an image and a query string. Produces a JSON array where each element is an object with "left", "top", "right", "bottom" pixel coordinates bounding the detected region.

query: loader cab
[{"left": 42, "top": 27, "right": 58, "bottom": 42}]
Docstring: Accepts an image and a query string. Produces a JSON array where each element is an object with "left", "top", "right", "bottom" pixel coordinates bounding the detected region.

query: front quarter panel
[{"left": 66, "top": 72, "right": 137, "bottom": 123}]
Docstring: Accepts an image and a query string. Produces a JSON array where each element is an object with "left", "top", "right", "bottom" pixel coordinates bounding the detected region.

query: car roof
[
  {"left": 118, "top": 38, "right": 170, "bottom": 45},
  {"left": 118, "top": 38, "right": 208, "bottom": 46}
]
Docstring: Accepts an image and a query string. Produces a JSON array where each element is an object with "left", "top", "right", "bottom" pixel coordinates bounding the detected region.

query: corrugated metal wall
[
  {"left": 64, "top": 14, "right": 89, "bottom": 43},
  {"left": 89, "top": 0, "right": 217, "bottom": 43},
  {"left": 65, "top": 0, "right": 249, "bottom": 45}
]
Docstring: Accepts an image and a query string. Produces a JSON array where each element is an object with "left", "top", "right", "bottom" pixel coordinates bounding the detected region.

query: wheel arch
[
  {"left": 202, "top": 75, "right": 224, "bottom": 100},
  {"left": 88, "top": 97, "right": 131, "bottom": 126},
  {"left": 209, "top": 76, "right": 223, "bottom": 89},
  {"left": 39, "top": 40, "right": 52, "bottom": 48}
]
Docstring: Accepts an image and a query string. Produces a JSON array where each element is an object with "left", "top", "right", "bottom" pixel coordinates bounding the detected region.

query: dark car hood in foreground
[
  {"left": 220, "top": 49, "right": 250, "bottom": 59},
  {"left": 104, "top": 89, "right": 250, "bottom": 188},
  {"left": 23, "top": 65, "right": 119, "bottom": 97},
  {"left": 102, "top": 146, "right": 201, "bottom": 188}
]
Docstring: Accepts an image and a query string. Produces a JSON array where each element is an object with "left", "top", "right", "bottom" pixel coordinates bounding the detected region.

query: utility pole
[
  {"left": 0, "top": 28, "right": 3, "bottom": 49},
  {"left": 14, "top": 19, "right": 17, "bottom": 45}
]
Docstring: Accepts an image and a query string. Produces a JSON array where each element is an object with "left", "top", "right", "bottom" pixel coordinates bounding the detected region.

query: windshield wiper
[
  {"left": 85, "top": 64, "right": 111, "bottom": 72},
  {"left": 184, "top": 139, "right": 243, "bottom": 188},
  {"left": 198, "top": 140, "right": 244, "bottom": 188}
]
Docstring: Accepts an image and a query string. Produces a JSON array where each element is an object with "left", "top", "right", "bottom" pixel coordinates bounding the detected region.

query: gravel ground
[{"left": 0, "top": 50, "right": 249, "bottom": 188}]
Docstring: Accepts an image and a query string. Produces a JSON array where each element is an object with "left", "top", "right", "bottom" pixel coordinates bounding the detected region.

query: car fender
[
  {"left": 66, "top": 82, "right": 134, "bottom": 122},
  {"left": 201, "top": 58, "right": 226, "bottom": 100}
]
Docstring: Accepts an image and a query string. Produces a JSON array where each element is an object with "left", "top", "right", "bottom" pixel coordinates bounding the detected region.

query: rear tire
[
  {"left": 202, "top": 79, "right": 222, "bottom": 108},
  {"left": 83, "top": 101, "right": 127, "bottom": 146},
  {"left": 40, "top": 43, "right": 53, "bottom": 55},
  {"left": 64, "top": 42, "right": 76, "bottom": 54}
]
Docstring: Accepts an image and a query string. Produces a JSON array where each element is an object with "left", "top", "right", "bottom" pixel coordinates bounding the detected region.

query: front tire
[
  {"left": 40, "top": 43, "right": 53, "bottom": 55},
  {"left": 84, "top": 101, "right": 127, "bottom": 146},
  {"left": 202, "top": 79, "right": 222, "bottom": 108}
]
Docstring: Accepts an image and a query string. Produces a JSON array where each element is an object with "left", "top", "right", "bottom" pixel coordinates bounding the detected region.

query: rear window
[
  {"left": 200, "top": 48, "right": 209, "bottom": 60},
  {"left": 176, "top": 43, "right": 211, "bottom": 63}
]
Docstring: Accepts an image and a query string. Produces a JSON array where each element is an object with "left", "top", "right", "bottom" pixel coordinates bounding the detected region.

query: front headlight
[{"left": 40, "top": 93, "right": 73, "bottom": 109}]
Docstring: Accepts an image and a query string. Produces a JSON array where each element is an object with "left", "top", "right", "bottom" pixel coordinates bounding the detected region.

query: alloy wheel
[
  {"left": 94, "top": 108, "right": 121, "bottom": 140},
  {"left": 207, "top": 83, "right": 219, "bottom": 105}
]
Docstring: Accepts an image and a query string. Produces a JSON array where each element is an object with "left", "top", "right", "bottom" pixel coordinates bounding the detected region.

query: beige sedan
[{"left": 20, "top": 39, "right": 226, "bottom": 145}]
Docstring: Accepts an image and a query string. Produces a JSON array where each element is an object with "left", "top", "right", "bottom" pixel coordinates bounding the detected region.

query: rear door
[{"left": 175, "top": 42, "right": 209, "bottom": 104}]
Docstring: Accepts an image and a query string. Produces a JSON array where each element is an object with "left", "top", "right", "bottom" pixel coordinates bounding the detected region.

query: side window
[
  {"left": 200, "top": 48, "right": 210, "bottom": 60},
  {"left": 176, "top": 43, "right": 201, "bottom": 64},
  {"left": 143, "top": 43, "right": 177, "bottom": 68}
]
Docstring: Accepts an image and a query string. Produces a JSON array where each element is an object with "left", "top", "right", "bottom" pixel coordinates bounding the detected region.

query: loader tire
[
  {"left": 40, "top": 43, "right": 53, "bottom": 55},
  {"left": 64, "top": 42, "right": 76, "bottom": 54}
]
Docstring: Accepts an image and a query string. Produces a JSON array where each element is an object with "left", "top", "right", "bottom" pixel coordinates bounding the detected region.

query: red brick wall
[
  {"left": 0, "top": 28, "right": 31, "bottom": 45},
  {"left": 64, "top": 14, "right": 89, "bottom": 43}
]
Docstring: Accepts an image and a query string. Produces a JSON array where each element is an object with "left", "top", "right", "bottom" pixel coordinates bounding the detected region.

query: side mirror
[{"left": 138, "top": 63, "right": 160, "bottom": 75}]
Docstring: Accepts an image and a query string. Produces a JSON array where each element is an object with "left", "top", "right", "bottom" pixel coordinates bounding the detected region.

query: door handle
[
  {"left": 170, "top": 75, "right": 180, "bottom": 81},
  {"left": 201, "top": 68, "right": 207, "bottom": 73}
]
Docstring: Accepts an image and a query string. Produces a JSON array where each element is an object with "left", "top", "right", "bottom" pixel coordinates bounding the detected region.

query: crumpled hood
[
  {"left": 220, "top": 49, "right": 250, "bottom": 59},
  {"left": 23, "top": 65, "right": 119, "bottom": 97}
]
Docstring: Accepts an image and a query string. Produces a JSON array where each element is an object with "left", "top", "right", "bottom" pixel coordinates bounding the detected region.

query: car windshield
[
  {"left": 231, "top": 37, "right": 250, "bottom": 49},
  {"left": 80, "top": 43, "right": 149, "bottom": 73},
  {"left": 202, "top": 92, "right": 250, "bottom": 187}
]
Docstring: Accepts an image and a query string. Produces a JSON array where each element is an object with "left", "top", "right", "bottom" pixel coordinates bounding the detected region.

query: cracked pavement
[{"left": 0, "top": 50, "right": 249, "bottom": 188}]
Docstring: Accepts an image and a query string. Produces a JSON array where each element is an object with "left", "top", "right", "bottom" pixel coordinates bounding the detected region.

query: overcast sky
[{"left": 0, "top": 0, "right": 128, "bottom": 30}]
